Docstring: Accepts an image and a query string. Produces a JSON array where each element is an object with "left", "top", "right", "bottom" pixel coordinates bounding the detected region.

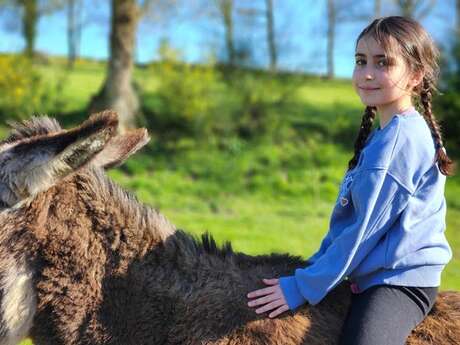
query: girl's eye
[
  {"left": 377, "top": 59, "right": 389, "bottom": 68},
  {"left": 355, "top": 59, "right": 365, "bottom": 66}
]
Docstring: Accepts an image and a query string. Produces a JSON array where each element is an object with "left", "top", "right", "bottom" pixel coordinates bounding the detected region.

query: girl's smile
[{"left": 358, "top": 87, "right": 380, "bottom": 91}]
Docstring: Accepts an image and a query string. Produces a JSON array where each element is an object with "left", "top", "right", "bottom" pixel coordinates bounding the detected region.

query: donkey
[{"left": 0, "top": 111, "right": 458, "bottom": 345}]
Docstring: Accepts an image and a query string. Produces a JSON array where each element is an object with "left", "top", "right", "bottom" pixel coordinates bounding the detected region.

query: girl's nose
[
  {"left": 365, "top": 70, "right": 374, "bottom": 80},
  {"left": 363, "top": 64, "right": 376, "bottom": 80}
]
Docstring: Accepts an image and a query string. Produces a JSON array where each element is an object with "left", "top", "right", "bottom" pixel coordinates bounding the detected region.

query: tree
[
  {"left": 393, "top": 0, "right": 436, "bottom": 19},
  {"left": 88, "top": 0, "right": 140, "bottom": 130},
  {"left": 19, "top": 0, "right": 37, "bottom": 57},
  {"left": 0, "top": 0, "right": 65, "bottom": 58},
  {"left": 326, "top": 0, "right": 335, "bottom": 79},
  {"left": 66, "top": 0, "right": 83, "bottom": 69},
  {"left": 453, "top": 0, "right": 459, "bottom": 77},
  {"left": 88, "top": 0, "right": 178, "bottom": 130},
  {"left": 265, "top": 0, "right": 276, "bottom": 72},
  {"left": 457, "top": 0, "right": 460, "bottom": 35},
  {"left": 216, "top": 0, "right": 235, "bottom": 66},
  {"left": 375, "top": 0, "right": 381, "bottom": 18},
  {"left": 235, "top": 0, "right": 280, "bottom": 71}
]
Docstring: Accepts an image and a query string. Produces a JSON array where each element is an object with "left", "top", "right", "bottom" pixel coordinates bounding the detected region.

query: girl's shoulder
[
  {"left": 359, "top": 113, "right": 438, "bottom": 192},
  {"left": 359, "top": 116, "right": 402, "bottom": 170}
]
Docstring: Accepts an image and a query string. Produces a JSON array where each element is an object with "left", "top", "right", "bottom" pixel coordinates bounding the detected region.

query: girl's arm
[
  {"left": 305, "top": 234, "right": 332, "bottom": 265},
  {"left": 279, "top": 168, "right": 412, "bottom": 309}
]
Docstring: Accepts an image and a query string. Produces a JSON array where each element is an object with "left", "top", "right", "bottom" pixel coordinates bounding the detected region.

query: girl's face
[{"left": 352, "top": 35, "right": 420, "bottom": 110}]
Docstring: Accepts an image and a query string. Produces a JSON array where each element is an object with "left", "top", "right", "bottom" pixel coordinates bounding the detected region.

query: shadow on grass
[
  {"left": 54, "top": 109, "right": 90, "bottom": 129},
  {"left": 53, "top": 93, "right": 458, "bottom": 170}
]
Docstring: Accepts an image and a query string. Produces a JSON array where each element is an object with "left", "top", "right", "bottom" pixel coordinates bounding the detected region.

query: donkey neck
[
  {"left": 30, "top": 168, "right": 176, "bottom": 265},
  {"left": 84, "top": 167, "right": 176, "bottom": 249}
]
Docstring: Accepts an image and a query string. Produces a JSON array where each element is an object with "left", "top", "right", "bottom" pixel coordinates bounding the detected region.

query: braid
[
  {"left": 348, "top": 106, "right": 377, "bottom": 171},
  {"left": 420, "top": 77, "right": 455, "bottom": 176}
]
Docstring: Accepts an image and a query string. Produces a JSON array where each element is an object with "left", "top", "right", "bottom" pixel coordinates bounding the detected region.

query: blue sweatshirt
[{"left": 279, "top": 107, "right": 452, "bottom": 309}]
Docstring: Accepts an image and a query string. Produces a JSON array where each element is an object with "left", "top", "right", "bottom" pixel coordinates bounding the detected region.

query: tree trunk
[
  {"left": 394, "top": 0, "right": 436, "bottom": 19},
  {"left": 88, "top": 0, "right": 140, "bottom": 131},
  {"left": 374, "top": 0, "right": 381, "bottom": 18},
  {"left": 219, "top": 0, "right": 235, "bottom": 66},
  {"left": 397, "top": 0, "right": 415, "bottom": 17},
  {"left": 326, "top": 0, "right": 335, "bottom": 79},
  {"left": 457, "top": 0, "right": 460, "bottom": 34},
  {"left": 67, "top": 0, "right": 82, "bottom": 69},
  {"left": 20, "top": 0, "right": 37, "bottom": 58},
  {"left": 455, "top": 0, "right": 460, "bottom": 72},
  {"left": 265, "top": 0, "right": 277, "bottom": 72}
]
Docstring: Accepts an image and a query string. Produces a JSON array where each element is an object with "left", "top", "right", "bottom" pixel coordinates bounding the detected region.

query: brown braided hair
[
  {"left": 348, "top": 16, "right": 455, "bottom": 176},
  {"left": 348, "top": 106, "right": 377, "bottom": 171},
  {"left": 418, "top": 77, "right": 454, "bottom": 175}
]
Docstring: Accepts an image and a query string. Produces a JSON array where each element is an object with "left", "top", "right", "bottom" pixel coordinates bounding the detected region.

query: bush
[
  {"left": 143, "top": 42, "right": 303, "bottom": 145},
  {"left": 435, "top": 90, "right": 460, "bottom": 158},
  {"left": 0, "top": 55, "right": 56, "bottom": 119},
  {"left": 226, "top": 73, "right": 292, "bottom": 140},
  {"left": 434, "top": 35, "right": 460, "bottom": 158},
  {"left": 145, "top": 42, "right": 226, "bottom": 140}
]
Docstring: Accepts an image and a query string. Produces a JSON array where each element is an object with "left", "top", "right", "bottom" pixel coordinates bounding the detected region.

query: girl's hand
[{"left": 247, "top": 278, "right": 289, "bottom": 318}]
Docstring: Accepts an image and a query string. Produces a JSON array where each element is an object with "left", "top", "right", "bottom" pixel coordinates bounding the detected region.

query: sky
[{"left": 0, "top": 0, "right": 457, "bottom": 78}]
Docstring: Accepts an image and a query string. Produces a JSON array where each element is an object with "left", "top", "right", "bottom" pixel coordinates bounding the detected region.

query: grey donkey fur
[{"left": 0, "top": 111, "right": 458, "bottom": 345}]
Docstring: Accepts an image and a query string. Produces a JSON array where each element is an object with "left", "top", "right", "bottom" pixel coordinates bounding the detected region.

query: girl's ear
[{"left": 409, "top": 70, "right": 424, "bottom": 90}]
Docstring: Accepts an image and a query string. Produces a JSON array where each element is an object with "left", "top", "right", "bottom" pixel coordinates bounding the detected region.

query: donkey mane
[
  {"left": 1, "top": 116, "right": 62, "bottom": 144},
  {"left": 76, "top": 167, "right": 176, "bottom": 247},
  {"left": 165, "top": 230, "right": 305, "bottom": 272},
  {"left": 198, "top": 232, "right": 235, "bottom": 258},
  {"left": 195, "top": 232, "right": 304, "bottom": 265}
]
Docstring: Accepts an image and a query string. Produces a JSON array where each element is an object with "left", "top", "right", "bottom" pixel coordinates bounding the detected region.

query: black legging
[{"left": 339, "top": 284, "right": 438, "bottom": 345}]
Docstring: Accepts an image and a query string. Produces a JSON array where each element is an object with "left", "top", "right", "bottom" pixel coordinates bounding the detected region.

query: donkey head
[{"left": 0, "top": 110, "right": 149, "bottom": 209}]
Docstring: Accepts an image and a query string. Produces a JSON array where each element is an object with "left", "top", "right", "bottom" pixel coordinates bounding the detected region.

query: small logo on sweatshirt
[
  {"left": 340, "top": 197, "right": 349, "bottom": 206},
  {"left": 338, "top": 171, "right": 354, "bottom": 207}
]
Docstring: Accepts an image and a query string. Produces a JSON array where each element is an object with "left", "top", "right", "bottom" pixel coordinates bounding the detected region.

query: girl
[{"left": 246, "top": 16, "right": 454, "bottom": 345}]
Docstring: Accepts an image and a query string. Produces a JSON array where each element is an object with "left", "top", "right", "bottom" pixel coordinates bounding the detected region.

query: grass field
[{"left": 7, "top": 57, "right": 459, "bottom": 345}]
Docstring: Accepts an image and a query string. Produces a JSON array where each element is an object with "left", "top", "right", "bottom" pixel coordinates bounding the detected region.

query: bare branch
[{"left": 417, "top": 0, "right": 437, "bottom": 20}]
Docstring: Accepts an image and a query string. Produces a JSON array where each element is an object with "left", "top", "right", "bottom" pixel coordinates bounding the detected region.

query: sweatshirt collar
[{"left": 377, "top": 106, "right": 420, "bottom": 131}]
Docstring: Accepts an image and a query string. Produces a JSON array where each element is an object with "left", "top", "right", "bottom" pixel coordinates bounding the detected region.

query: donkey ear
[
  {"left": 11, "top": 111, "right": 118, "bottom": 198},
  {"left": 92, "top": 128, "right": 150, "bottom": 169}
]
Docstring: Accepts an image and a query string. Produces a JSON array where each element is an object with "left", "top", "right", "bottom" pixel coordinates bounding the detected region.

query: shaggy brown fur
[{"left": 0, "top": 112, "right": 458, "bottom": 345}]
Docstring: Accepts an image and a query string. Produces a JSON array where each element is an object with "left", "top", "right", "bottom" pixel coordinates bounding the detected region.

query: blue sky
[{"left": 0, "top": 0, "right": 457, "bottom": 78}]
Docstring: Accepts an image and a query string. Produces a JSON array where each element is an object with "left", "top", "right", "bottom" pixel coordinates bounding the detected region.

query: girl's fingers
[
  {"left": 248, "top": 293, "right": 277, "bottom": 307},
  {"left": 247, "top": 285, "right": 275, "bottom": 298},
  {"left": 262, "top": 278, "right": 279, "bottom": 285},
  {"left": 268, "top": 304, "right": 290, "bottom": 318},
  {"left": 247, "top": 278, "right": 280, "bottom": 298},
  {"left": 255, "top": 298, "right": 285, "bottom": 314},
  {"left": 246, "top": 278, "right": 288, "bottom": 318}
]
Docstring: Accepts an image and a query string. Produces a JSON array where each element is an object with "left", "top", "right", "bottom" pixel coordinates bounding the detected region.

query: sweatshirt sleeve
[
  {"left": 279, "top": 168, "right": 412, "bottom": 309},
  {"left": 305, "top": 232, "right": 332, "bottom": 265}
]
